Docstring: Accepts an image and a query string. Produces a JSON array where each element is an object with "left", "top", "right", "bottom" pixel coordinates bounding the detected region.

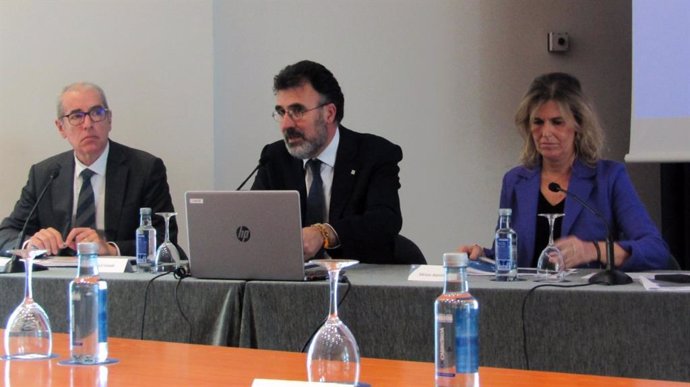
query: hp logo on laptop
[{"left": 236, "top": 226, "right": 251, "bottom": 242}]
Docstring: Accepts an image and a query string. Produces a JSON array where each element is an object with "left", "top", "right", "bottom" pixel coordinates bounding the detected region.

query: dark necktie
[
  {"left": 305, "top": 159, "right": 325, "bottom": 226},
  {"left": 75, "top": 168, "right": 96, "bottom": 229}
]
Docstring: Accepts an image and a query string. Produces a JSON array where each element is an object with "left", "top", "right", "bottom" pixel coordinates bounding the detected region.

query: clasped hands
[{"left": 27, "top": 227, "right": 117, "bottom": 256}]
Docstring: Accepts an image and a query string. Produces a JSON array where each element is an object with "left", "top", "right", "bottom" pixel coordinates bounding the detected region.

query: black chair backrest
[{"left": 394, "top": 234, "right": 427, "bottom": 264}]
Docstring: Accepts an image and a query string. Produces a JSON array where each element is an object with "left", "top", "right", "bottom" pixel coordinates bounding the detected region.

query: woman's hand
[
  {"left": 554, "top": 236, "right": 597, "bottom": 268},
  {"left": 458, "top": 244, "right": 484, "bottom": 260}
]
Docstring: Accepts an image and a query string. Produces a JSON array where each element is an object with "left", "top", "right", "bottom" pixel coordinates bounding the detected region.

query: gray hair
[{"left": 56, "top": 82, "right": 109, "bottom": 118}]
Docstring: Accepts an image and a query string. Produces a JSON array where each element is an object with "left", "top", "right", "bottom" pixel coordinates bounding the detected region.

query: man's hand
[
  {"left": 27, "top": 227, "right": 66, "bottom": 256},
  {"left": 65, "top": 228, "right": 117, "bottom": 256},
  {"left": 302, "top": 226, "right": 324, "bottom": 260}
]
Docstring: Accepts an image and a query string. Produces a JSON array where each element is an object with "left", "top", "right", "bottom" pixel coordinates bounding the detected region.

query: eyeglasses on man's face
[
  {"left": 61, "top": 106, "right": 109, "bottom": 126},
  {"left": 272, "top": 102, "right": 330, "bottom": 122}
]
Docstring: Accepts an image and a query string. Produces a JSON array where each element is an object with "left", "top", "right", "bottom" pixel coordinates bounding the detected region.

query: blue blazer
[{"left": 490, "top": 159, "right": 671, "bottom": 271}]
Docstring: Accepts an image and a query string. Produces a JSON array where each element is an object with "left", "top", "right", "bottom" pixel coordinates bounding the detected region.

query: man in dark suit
[
  {"left": 0, "top": 82, "right": 179, "bottom": 257},
  {"left": 252, "top": 60, "right": 403, "bottom": 264}
]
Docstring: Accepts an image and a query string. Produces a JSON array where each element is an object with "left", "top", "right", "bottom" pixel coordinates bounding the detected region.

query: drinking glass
[
  {"left": 306, "top": 259, "right": 360, "bottom": 385},
  {"left": 154, "top": 212, "right": 181, "bottom": 272},
  {"left": 535, "top": 213, "right": 566, "bottom": 282},
  {"left": 3, "top": 248, "right": 55, "bottom": 360}
]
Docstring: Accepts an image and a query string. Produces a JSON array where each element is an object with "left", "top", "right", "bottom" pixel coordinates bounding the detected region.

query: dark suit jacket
[
  {"left": 251, "top": 126, "right": 403, "bottom": 264},
  {"left": 0, "top": 140, "right": 180, "bottom": 257}
]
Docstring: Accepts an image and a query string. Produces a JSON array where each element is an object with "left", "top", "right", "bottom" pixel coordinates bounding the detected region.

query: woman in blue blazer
[{"left": 461, "top": 73, "right": 671, "bottom": 271}]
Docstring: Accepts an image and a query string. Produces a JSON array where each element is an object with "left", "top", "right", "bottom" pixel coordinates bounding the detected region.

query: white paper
[{"left": 638, "top": 273, "right": 690, "bottom": 292}]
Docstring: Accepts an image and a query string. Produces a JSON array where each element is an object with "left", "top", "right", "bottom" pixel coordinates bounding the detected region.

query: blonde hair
[{"left": 514, "top": 73, "right": 604, "bottom": 168}]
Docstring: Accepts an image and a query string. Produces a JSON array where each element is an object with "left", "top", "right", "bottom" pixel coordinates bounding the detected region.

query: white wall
[
  {"left": 2, "top": 0, "right": 651, "bottom": 264},
  {"left": 0, "top": 0, "right": 215, "bottom": 252},
  {"left": 214, "top": 0, "right": 640, "bottom": 263}
]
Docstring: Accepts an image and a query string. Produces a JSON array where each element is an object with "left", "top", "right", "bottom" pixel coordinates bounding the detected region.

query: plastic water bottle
[
  {"left": 136, "top": 207, "right": 156, "bottom": 272},
  {"left": 69, "top": 242, "right": 108, "bottom": 364},
  {"left": 435, "top": 252, "right": 480, "bottom": 387},
  {"left": 494, "top": 208, "right": 518, "bottom": 281}
]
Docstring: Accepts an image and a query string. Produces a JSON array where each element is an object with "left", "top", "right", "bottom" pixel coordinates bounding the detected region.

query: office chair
[{"left": 394, "top": 234, "right": 427, "bottom": 264}]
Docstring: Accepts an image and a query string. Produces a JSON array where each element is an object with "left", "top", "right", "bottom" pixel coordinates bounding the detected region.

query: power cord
[
  {"left": 521, "top": 282, "right": 595, "bottom": 370},
  {"left": 300, "top": 275, "right": 352, "bottom": 353},
  {"left": 140, "top": 271, "right": 172, "bottom": 340},
  {"left": 173, "top": 267, "right": 193, "bottom": 342},
  {"left": 139, "top": 266, "right": 192, "bottom": 341}
]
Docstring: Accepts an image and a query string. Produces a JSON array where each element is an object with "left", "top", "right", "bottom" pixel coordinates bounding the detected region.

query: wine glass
[
  {"left": 3, "top": 248, "right": 55, "bottom": 360},
  {"left": 154, "top": 212, "right": 181, "bottom": 272},
  {"left": 306, "top": 259, "right": 360, "bottom": 385},
  {"left": 536, "top": 213, "right": 566, "bottom": 282}
]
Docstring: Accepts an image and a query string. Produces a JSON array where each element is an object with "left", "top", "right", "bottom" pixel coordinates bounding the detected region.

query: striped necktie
[
  {"left": 305, "top": 159, "right": 325, "bottom": 226},
  {"left": 75, "top": 168, "right": 96, "bottom": 229}
]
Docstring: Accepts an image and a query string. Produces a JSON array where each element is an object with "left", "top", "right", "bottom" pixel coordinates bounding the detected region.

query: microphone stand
[
  {"left": 588, "top": 234, "right": 632, "bottom": 285},
  {"left": 2, "top": 170, "right": 59, "bottom": 274},
  {"left": 236, "top": 158, "right": 266, "bottom": 191},
  {"left": 547, "top": 182, "right": 632, "bottom": 285}
]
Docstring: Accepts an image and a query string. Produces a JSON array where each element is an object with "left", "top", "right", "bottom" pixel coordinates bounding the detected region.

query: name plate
[
  {"left": 252, "top": 380, "right": 370, "bottom": 387},
  {"left": 29, "top": 256, "right": 134, "bottom": 273},
  {"left": 408, "top": 265, "right": 445, "bottom": 282},
  {"left": 98, "top": 257, "right": 134, "bottom": 273}
]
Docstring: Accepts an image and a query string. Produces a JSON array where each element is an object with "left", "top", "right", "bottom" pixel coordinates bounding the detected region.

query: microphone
[
  {"left": 2, "top": 167, "right": 61, "bottom": 274},
  {"left": 236, "top": 157, "right": 266, "bottom": 190},
  {"left": 548, "top": 182, "right": 632, "bottom": 285}
]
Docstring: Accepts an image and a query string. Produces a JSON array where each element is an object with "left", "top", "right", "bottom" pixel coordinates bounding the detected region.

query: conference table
[
  {"left": 1, "top": 264, "right": 688, "bottom": 383},
  {"left": 1, "top": 332, "right": 688, "bottom": 387}
]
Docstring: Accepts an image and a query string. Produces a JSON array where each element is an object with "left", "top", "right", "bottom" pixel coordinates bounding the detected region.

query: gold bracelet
[{"left": 313, "top": 223, "right": 330, "bottom": 249}]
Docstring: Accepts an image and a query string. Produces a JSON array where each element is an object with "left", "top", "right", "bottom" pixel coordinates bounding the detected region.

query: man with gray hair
[{"left": 0, "top": 82, "right": 180, "bottom": 258}]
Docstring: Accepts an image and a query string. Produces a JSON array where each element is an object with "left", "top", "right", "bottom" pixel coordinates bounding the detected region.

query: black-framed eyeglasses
[
  {"left": 61, "top": 106, "right": 110, "bottom": 126},
  {"left": 272, "top": 102, "right": 330, "bottom": 122}
]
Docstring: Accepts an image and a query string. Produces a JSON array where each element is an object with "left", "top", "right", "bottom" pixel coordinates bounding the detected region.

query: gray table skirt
[
  {"left": 238, "top": 264, "right": 690, "bottom": 382},
  {"left": 0, "top": 269, "right": 244, "bottom": 346}
]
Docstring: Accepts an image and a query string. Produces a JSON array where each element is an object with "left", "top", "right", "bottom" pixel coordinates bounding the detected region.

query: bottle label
[
  {"left": 436, "top": 313, "right": 453, "bottom": 324},
  {"left": 136, "top": 233, "right": 149, "bottom": 261},
  {"left": 455, "top": 307, "right": 479, "bottom": 373},
  {"left": 98, "top": 283, "right": 108, "bottom": 344},
  {"left": 495, "top": 237, "right": 513, "bottom": 270},
  {"left": 436, "top": 324, "right": 454, "bottom": 372}
]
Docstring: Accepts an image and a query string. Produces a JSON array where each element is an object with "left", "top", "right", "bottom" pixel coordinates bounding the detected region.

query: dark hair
[
  {"left": 273, "top": 60, "right": 345, "bottom": 123},
  {"left": 514, "top": 72, "right": 604, "bottom": 168}
]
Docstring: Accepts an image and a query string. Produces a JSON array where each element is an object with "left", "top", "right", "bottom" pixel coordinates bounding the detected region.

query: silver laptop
[{"left": 185, "top": 190, "right": 308, "bottom": 280}]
